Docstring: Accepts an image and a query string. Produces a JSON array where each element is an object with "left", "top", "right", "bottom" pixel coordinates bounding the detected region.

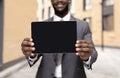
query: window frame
[
  {"left": 83, "top": 0, "right": 92, "bottom": 10},
  {"left": 0, "top": 0, "right": 4, "bottom": 65},
  {"left": 103, "top": 14, "right": 114, "bottom": 31}
]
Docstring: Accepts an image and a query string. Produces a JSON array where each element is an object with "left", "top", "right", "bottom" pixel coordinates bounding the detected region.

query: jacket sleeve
[
  {"left": 83, "top": 22, "right": 98, "bottom": 69},
  {"left": 26, "top": 54, "right": 42, "bottom": 67}
]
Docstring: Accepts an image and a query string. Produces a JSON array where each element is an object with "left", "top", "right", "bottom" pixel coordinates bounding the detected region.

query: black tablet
[{"left": 31, "top": 21, "right": 77, "bottom": 53}]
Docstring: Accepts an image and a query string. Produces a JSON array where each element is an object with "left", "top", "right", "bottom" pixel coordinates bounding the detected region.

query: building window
[
  {"left": 0, "top": 0, "right": 3, "bottom": 65},
  {"left": 71, "top": 0, "right": 75, "bottom": 14},
  {"left": 42, "top": 9, "right": 44, "bottom": 20},
  {"left": 42, "top": 0, "right": 45, "bottom": 5},
  {"left": 104, "top": 0, "right": 114, "bottom": 6},
  {"left": 103, "top": 14, "right": 114, "bottom": 31},
  {"left": 48, "top": 7, "right": 51, "bottom": 18},
  {"left": 83, "top": 0, "right": 92, "bottom": 10}
]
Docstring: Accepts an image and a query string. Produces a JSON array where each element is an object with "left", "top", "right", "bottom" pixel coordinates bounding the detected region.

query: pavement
[
  {"left": 85, "top": 47, "right": 120, "bottom": 78},
  {"left": 0, "top": 47, "right": 120, "bottom": 78}
]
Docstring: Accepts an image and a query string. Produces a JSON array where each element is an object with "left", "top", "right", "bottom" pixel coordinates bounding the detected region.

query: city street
[{"left": 1, "top": 47, "right": 120, "bottom": 78}]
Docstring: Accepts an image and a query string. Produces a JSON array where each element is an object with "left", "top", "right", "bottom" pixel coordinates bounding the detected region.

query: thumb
[{"left": 30, "top": 53, "right": 36, "bottom": 58}]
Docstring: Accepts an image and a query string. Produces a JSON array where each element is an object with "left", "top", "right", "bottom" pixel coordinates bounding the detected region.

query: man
[{"left": 21, "top": 0, "right": 98, "bottom": 78}]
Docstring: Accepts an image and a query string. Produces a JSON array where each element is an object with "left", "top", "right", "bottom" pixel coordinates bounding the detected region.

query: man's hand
[
  {"left": 75, "top": 40, "right": 93, "bottom": 61},
  {"left": 21, "top": 38, "right": 36, "bottom": 58}
]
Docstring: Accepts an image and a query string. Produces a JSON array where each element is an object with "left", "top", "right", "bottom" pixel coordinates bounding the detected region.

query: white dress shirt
[{"left": 53, "top": 12, "right": 71, "bottom": 78}]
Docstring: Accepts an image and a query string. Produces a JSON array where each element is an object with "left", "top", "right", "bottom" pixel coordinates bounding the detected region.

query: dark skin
[
  {"left": 51, "top": 0, "right": 71, "bottom": 18},
  {"left": 21, "top": 0, "right": 93, "bottom": 61}
]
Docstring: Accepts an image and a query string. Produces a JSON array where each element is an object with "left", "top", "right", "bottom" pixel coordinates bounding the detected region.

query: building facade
[
  {"left": 74, "top": 0, "right": 120, "bottom": 48},
  {"left": 0, "top": 0, "right": 37, "bottom": 67}
]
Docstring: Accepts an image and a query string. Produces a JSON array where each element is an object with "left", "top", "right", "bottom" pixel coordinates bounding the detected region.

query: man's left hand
[{"left": 75, "top": 40, "right": 93, "bottom": 61}]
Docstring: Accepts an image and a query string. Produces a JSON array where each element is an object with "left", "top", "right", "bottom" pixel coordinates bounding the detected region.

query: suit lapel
[
  {"left": 47, "top": 17, "right": 54, "bottom": 21},
  {"left": 70, "top": 15, "right": 76, "bottom": 21}
]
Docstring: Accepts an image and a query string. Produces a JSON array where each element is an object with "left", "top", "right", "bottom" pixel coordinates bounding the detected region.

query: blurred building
[
  {"left": 76, "top": 0, "right": 120, "bottom": 48},
  {"left": 0, "top": 0, "right": 37, "bottom": 70},
  {"left": 0, "top": 0, "right": 120, "bottom": 70}
]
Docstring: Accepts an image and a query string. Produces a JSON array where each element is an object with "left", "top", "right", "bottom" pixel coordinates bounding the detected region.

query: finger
[
  {"left": 76, "top": 40, "right": 88, "bottom": 44},
  {"left": 23, "top": 51, "right": 31, "bottom": 56},
  {"left": 80, "top": 55, "right": 89, "bottom": 61},
  {"left": 80, "top": 52, "right": 85, "bottom": 56},
  {"left": 75, "top": 43, "right": 89, "bottom": 48},
  {"left": 30, "top": 53, "right": 35, "bottom": 56},
  {"left": 76, "top": 52, "right": 89, "bottom": 59},
  {"left": 21, "top": 40, "right": 34, "bottom": 47},
  {"left": 76, "top": 48, "right": 91, "bottom": 52},
  {"left": 75, "top": 43, "right": 82, "bottom": 48},
  {"left": 22, "top": 47, "right": 35, "bottom": 52},
  {"left": 30, "top": 53, "right": 37, "bottom": 58},
  {"left": 24, "top": 38, "right": 33, "bottom": 42},
  {"left": 76, "top": 48, "right": 92, "bottom": 59},
  {"left": 88, "top": 43, "right": 93, "bottom": 48},
  {"left": 21, "top": 38, "right": 33, "bottom": 46},
  {"left": 76, "top": 52, "right": 85, "bottom": 57},
  {"left": 76, "top": 52, "right": 80, "bottom": 56},
  {"left": 76, "top": 51, "right": 91, "bottom": 61},
  {"left": 79, "top": 52, "right": 88, "bottom": 57},
  {"left": 26, "top": 51, "right": 31, "bottom": 56},
  {"left": 76, "top": 48, "right": 81, "bottom": 52},
  {"left": 82, "top": 51, "right": 92, "bottom": 56}
]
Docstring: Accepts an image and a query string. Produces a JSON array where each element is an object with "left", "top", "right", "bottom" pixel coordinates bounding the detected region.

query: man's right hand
[{"left": 21, "top": 37, "right": 36, "bottom": 58}]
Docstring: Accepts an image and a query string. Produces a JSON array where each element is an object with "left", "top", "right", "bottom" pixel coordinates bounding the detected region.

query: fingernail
[
  {"left": 30, "top": 38, "right": 33, "bottom": 41},
  {"left": 32, "top": 47, "right": 35, "bottom": 51},
  {"left": 76, "top": 53, "right": 79, "bottom": 56},
  {"left": 75, "top": 44, "right": 77, "bottom": 47},
  {"left": 76, "top": 48, "right": 80, "bottom": 51},
  {"left": 76, "top": 40, "right": 79, "bottom": 43},
  {"left": 31, "top": 43, "right": 34, "bottom": 46}
]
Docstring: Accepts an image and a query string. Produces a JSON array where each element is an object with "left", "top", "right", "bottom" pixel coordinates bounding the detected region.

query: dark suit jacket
[{"left": 29, "top": 16, "right": 98, "bottom": 78}]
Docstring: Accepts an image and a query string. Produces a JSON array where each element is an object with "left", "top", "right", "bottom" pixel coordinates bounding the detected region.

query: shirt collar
[{"left": 53, "top": 12, "right": 71, "bottom": 21}]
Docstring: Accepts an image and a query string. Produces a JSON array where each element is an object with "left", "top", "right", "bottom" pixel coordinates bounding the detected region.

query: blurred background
[{"left": 0, "top": 0, "right": 120, "bottom": 78}]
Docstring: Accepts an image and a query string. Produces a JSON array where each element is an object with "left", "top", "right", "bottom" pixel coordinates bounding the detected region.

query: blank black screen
[{"left": 31, "top": 21, "right": 76, "bottom": 53}]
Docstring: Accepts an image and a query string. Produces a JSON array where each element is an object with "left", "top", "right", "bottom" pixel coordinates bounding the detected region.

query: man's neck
[
  {"left": 55, "top": 10, "right": 69, "bottom": 18},
  {"left": 53, "top": 12, "right": 71, "bottom": 21}
]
